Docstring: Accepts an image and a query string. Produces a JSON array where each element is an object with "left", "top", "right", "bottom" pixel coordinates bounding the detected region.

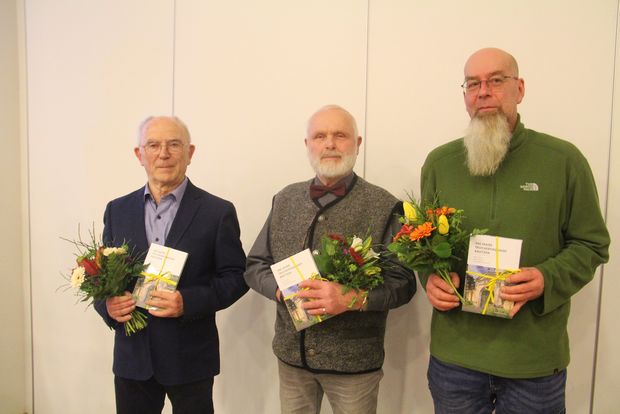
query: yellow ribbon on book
[
  {"left": 466, "top": 236, "right": 519, "bottom": 315},
  {"left": 139, "top": 247, "right": 178, "bottom": 287},
  {"left": 283, "top": 255, "right": 326, "bottom": 321}
]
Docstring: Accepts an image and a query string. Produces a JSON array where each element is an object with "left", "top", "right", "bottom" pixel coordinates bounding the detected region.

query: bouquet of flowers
[
  {"left": 312, "top": 234, "right": 384, "bottom": 308},
  {"left": 388, "top": 197, "right": 486, "bottom": 305},
  {"left": 64, "top": 229, "right": 147, "bottom": 335}
]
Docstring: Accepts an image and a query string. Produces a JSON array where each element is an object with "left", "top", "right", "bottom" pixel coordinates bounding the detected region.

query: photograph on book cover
[{"left": 462, "top": 264, "right": 514, "bottom": 319}]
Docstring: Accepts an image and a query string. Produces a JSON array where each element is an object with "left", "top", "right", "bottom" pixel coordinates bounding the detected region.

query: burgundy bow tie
[{"left": 309, "top": 182, "right": 347, "bottom": 199}]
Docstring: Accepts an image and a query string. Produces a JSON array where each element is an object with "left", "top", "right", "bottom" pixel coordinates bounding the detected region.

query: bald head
[
  {"left": 464, "top": 48, "right": 519, "bottom": 78},
  {"left": 306, "top": 105, "right": 359, "bottom": 138}
]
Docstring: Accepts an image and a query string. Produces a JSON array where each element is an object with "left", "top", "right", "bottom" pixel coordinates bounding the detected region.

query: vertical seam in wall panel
[
  {"left": 172, "top": 0, "right": 177, "bottom": 115},
  {"left": 22, "top": 0, "right": 35, "bottom": 411},
  {"left": 362, "top": 0, "right": 370, "bottom": 179},
  {"left": 590, "top": 1, "right": 619, "bottom": 412}
]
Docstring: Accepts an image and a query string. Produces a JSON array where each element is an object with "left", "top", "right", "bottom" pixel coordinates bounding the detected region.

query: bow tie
[{"left": 309, "top": 182, "right": 347, "bottom": 199}]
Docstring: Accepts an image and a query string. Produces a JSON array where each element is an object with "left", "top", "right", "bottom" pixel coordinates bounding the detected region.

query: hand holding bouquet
[
  {"left": 388, "top": 197, "right": 485, "bottom": 305},
  {"left": 64, "top": 229, "right": 147, "bottom": 335},
  {"left": 312, "top": 234, "right": 384, "bottom": 308}
]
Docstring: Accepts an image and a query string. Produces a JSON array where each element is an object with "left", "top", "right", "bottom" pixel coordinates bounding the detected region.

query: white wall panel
[
  {"left": 26, "top": 0, "right": 174, "bottom": 412},
  {"left": 173, "top": 1, "right": 368, "bottom": 413},
  {"left": 593, "top": 3, "right": 620, "bottom": 412},
  {"left": 365, "top": 1, "right": 616, "bottom": 412}
]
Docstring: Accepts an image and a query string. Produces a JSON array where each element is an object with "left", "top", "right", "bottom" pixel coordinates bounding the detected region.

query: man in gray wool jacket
[{"left": 244, "top": 104, "right": 416, "bottom": 414}]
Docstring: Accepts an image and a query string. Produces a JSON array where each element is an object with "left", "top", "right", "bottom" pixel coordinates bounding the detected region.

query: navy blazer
[{"left": 94, "top": 180, "right": 248, "bottom": 386}]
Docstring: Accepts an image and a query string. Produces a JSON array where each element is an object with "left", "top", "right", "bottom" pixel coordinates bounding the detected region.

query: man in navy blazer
[{"left": 94, "top": 116, "right": 247, "bottom": 414}]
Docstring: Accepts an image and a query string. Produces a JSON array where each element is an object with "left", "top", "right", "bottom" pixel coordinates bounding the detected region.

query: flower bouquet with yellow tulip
[
  {"left": 388, "top": 197, "right": 485, "bottom": 305},
  {"left": 63, "top": 228, "right": 147, "bottom": 335}
]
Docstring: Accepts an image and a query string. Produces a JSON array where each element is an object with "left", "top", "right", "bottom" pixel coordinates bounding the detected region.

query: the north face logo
[{"left": 520, "top": 182, "right": 539, "bottom": 191}]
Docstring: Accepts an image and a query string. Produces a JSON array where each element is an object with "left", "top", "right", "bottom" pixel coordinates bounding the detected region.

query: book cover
[
  {"left": 133, "top": 243, "right": 188, "bottom": 310},
  {"left": 270, "top": 249, "right": 332, "bottom": 331},
  {"left": 462, "top": 235, "right": 522, "bottom": 319}
]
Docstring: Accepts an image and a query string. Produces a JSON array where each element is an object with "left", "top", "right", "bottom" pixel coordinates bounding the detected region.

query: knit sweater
[
  {"left": 246, "top": 176, "right": 416, "bottom": 374},
  {"left": 420, "top": 118, "right": 610, "bottom": 378}
]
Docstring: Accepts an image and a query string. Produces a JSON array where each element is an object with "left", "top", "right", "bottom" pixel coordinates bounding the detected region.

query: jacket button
[
  {"left": 307, "top": 349, "right": 316, "bottom": 357},
  {"left": 317, "top": 215, "right": 326, "bottom": 222}
]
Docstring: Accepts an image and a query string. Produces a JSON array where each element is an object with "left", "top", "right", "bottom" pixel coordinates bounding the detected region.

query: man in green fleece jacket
[{"left": 420, "top": 47, "right": 610, "bottom": 414}]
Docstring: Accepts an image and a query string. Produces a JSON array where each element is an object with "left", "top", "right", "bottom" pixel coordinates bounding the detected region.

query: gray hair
[{"left": 136, "top": 116, "right": 191, "bottom": 146}]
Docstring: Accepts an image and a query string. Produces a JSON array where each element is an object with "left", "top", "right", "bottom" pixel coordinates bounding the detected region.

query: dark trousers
[{"left": 115, "top": 376, "right": 214, "bottom": 414}]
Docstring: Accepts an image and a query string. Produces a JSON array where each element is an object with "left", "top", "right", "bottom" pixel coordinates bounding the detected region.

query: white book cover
[
  {"left": 462, "top": 235, "right": 522, "bottom": 319},
  {"left": 133, "top": 243, "right": 188, "bottom": 310},
  {"left": 270, "top": 249, "right": 331, "bottom": 331}
]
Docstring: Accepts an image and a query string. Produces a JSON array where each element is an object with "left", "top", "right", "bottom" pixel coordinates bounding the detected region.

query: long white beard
[
  {"left": 308, "top": 150, "right": 357, "bottom": 180},
  {"left": 463, "top": 113, "right": 512, "bottom": 176}
]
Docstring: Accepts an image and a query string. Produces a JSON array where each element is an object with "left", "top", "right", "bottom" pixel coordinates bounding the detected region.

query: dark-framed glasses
[
  {"left": 461, "top": 75, "right": 519, "bottom": 94},
  {"left": 141, "top": 140, "right": 186, "bottom": 155}
]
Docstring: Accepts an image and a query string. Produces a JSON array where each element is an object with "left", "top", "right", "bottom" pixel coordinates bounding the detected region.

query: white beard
[
  {"left": 308, "top": 150, "right": 357, "bottom": 181},
  {"left": 463, "top": 113, "right": 512, "bottom": 176}
]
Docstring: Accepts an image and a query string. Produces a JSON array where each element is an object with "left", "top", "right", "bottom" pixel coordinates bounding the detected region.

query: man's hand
[
  {"left": 106, "top": 292, "right": 136, "bottom": 322},
  {"left": 425, "top": 273, "right": 461, "bottom": 311},
  {"left": 501, "top": 267, "right": 544, "bottom": 317},
  {"left": 296, "top": 279, "right": 363, "bottom": 316},
  {"left": 146, "top": 290, "right": 184, "bottom": 318}
]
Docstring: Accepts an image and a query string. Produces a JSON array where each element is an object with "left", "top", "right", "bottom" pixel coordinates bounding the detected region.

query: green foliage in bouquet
[
  {"left": 64, "top": 227, "right": 147, "bottom": 335},
  {"left": 312, "top": 234, "right": 384, "bottom": 307},
  {"left": 388, "top": 196, "right": 486, "bottom": 304}
]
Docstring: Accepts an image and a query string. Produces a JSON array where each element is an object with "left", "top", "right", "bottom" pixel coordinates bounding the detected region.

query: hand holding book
[
  {"left": 133, "top": 243, "right": 188, "bottom": 313},
  {"left": 145, "top": 289, "right": 185, "bottom": 317},
  {"left": 270, "top": 234, "right": 383, "bottom": 331},
  {"left": 296, "top": 278, "right": 368, "bottom": 316},
  {"left": 499, "top": 267, "right": 544, "bottom": 318}
]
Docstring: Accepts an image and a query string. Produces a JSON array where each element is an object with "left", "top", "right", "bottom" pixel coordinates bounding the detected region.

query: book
[
  {"left": 461, "top": 235, "right": 522, "bottom": 319},
  {"left": 132, "top": 243, "right": 188, "bottom": 310},
  {"left": 270, "top": 249, "right": 331, "bottom": 331}
]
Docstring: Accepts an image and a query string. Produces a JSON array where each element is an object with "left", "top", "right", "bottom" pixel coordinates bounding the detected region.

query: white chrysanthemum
[
  {"left": 312, "top": 250, "right": 319, "bottom": 255},
  {"left": 350, "top": 236, "right": 363, "bottom": 252},
  {"left": 103, "top": 247, "right": 126, "bottom": 256},
  {"left": 71, "top": 266, "right": 86, "bottom": 288}
]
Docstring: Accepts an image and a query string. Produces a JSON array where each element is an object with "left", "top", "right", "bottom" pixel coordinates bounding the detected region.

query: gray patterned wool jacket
[{"left": 270, "top": 175, "right": 412, "bottom": 374}]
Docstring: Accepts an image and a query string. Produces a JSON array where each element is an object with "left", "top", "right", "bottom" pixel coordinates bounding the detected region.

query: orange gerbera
[
  {"left": 434, "top": 206, "right": 456, "bottom": 216},
  {"left": 409, "top": 222, "right": 435, "bottom": 241}
]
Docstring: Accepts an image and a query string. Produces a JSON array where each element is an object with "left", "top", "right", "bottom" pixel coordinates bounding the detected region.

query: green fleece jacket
[{"left": 420, "top": 118, "right": 610, "bottom": 378}]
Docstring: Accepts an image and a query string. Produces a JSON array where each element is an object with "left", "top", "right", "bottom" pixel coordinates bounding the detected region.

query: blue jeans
[{"left": 427, "top": 356, "right": 566, "bottom": 414}]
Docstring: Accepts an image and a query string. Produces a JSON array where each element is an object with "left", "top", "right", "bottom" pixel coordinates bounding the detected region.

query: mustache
[
  {"left": 474, "top": 107, "right": 505, "bottom": 118},
  {"left": 320, "top": 151, "right": 342, "bottom": 158}
]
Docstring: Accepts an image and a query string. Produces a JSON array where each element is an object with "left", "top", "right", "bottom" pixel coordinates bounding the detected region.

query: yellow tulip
[
  {"left": 403, "top": 201, "right": 417, "bottom": 222},
  {"left": 438, "top": 214, "right": 449, "bottom": 235}
]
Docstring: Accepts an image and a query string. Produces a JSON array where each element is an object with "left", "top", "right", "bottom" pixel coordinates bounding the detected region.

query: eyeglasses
[
  {"left": 461, "top": 75, "right": 519, "bottom": 94},
  {"left": 141, "top": 140, "right": 186, "bottom": 155}
]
